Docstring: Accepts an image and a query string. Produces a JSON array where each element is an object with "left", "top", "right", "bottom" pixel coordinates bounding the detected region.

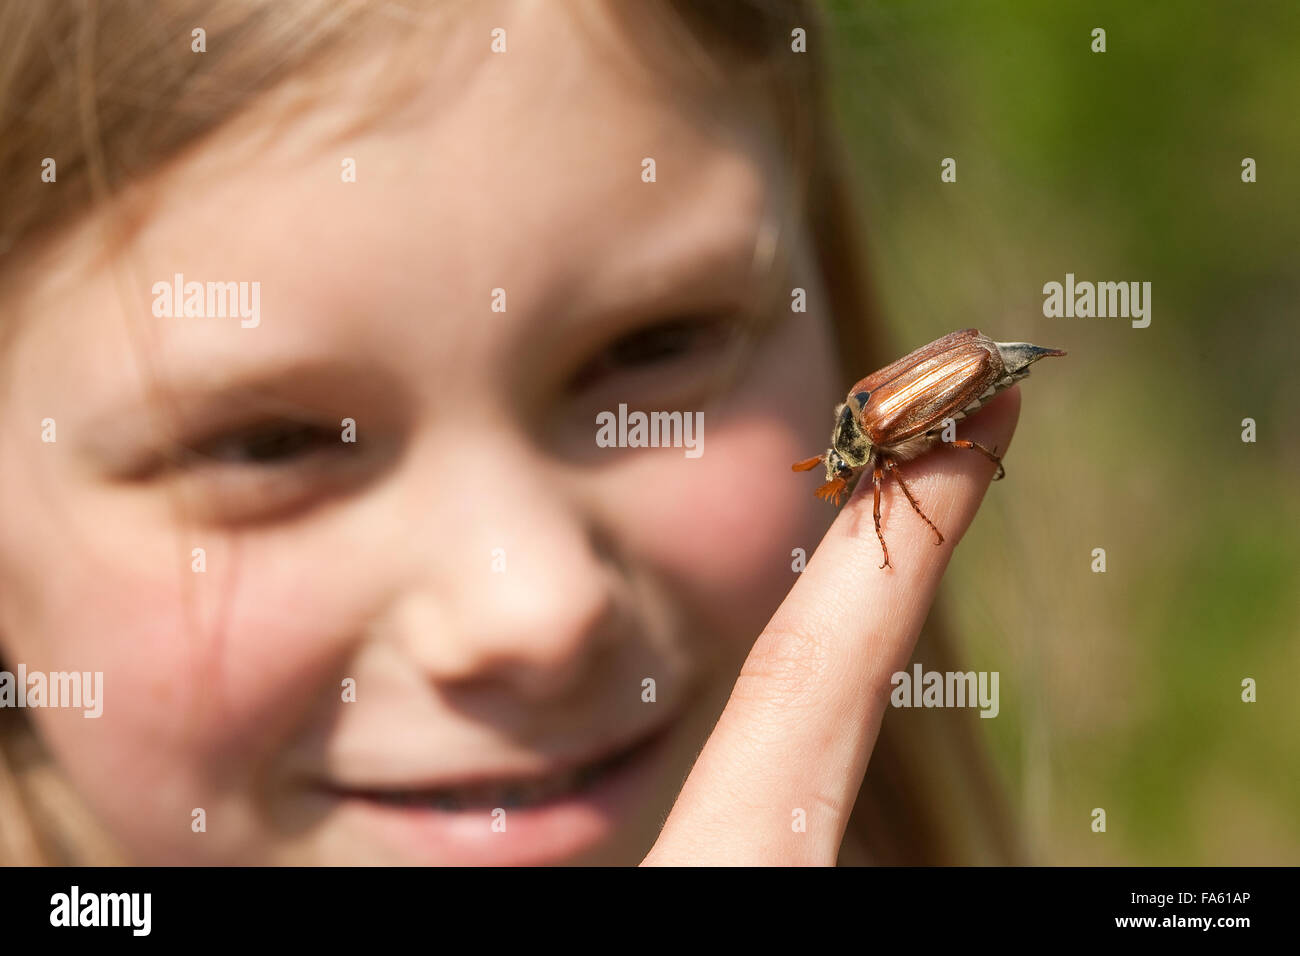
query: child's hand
[{"left": 641, "top": 387, "right": 1022, "bottom": 865}]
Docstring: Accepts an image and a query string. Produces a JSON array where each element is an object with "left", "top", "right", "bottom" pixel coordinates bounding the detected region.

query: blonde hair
[{"left": 0, "top": 0, "right": 1018, "bottom": 864}]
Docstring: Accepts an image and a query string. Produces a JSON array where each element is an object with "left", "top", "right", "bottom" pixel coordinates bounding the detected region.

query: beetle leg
[
  {"left": 949, "top": 439, "right": 1005, "bottom": 480},
  {"left": 884, "top": 460, "right": 944, "bottom": 545},
  {"left": 814, "top": 477, "right": 848, "bottom": 505},
  {"left": 872, "top": 465, "right": 891, "bottom": 569}
]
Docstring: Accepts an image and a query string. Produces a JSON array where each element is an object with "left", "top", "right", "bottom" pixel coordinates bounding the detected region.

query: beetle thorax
[{"left": 828, "top": 401, "right": 873, "bottom": 477}]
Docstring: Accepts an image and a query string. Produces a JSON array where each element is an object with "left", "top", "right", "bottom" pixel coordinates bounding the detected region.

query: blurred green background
[{"left": 823, "top": 0, "right": 1300, "bottom": 863}]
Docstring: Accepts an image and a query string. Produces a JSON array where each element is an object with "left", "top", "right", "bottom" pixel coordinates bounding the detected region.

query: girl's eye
[
  {"left": 163, "top": 419, "right": 379, "bottom": 525},
  {"left": 608, "top": 319, "right": 706, "bottom": 365},
  {"left": 190, "top": 421, "right": 343, "bottom": 466},
  {"left": 569, "top": 316, "right": 731, "bottom": 392}
]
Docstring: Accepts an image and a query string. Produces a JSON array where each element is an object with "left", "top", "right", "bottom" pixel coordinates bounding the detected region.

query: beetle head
[
  {"left": 793, "top": 392, "right": 874, "bottom": 506},
  {"left": 824, "top": 448, "right": 855, "bottom": 484}
]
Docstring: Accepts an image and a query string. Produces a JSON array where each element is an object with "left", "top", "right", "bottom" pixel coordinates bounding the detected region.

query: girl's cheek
[
  {"left": 7, "top": 506, "right": 365, "bottom": 858},
  {"left": 13, "top": 578, "right": 223, "bottom": 859},
  {"left": 607, "top": 416, "right": 834, "bottom": 647},
  {"left": 601, "top": 302, "right": 842, "bottom": 648}
]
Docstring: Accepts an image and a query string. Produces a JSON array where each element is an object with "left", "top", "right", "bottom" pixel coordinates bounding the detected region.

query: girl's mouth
[
  {"left": 340, "top": 727, "right": 659, "bottom": 812},
  {"left": 320, "top": 719, "right": 678, "bottom": 864}
]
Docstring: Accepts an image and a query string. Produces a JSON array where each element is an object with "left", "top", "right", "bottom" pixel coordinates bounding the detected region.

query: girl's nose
[{"left": 383, "top": 444, "right": 619, "bottom": 703}]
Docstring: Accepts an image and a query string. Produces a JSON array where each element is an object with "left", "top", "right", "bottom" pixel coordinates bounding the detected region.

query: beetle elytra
[{"left": 793, "top": 328, "right": 1065, "bottom": 568}]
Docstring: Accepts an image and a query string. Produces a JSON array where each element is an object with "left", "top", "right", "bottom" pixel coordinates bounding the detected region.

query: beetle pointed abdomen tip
[{"left": 994, "top": 341, "right": 1067, "bottom": 373}]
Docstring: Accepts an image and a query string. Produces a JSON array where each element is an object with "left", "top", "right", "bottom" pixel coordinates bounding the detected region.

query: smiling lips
[{"left": 329, "top": 722, "right": 669, "bottom": 813}]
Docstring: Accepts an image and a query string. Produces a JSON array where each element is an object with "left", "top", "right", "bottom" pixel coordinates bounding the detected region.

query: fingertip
[
  {"left": 828, "top": 384, "right": 1023, "bottom": 580},
  {"left": 969, "top": 385, "right": 1022, "bottom": 455}
]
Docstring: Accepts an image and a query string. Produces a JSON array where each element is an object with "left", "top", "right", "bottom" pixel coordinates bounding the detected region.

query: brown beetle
[{"left": 793, "top": 328, "right": 1065, "bottom": 568}]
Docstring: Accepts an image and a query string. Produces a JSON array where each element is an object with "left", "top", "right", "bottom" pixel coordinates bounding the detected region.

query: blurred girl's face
[{"left": 0, "top": 2, "right": 840, "bottom": 863}]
